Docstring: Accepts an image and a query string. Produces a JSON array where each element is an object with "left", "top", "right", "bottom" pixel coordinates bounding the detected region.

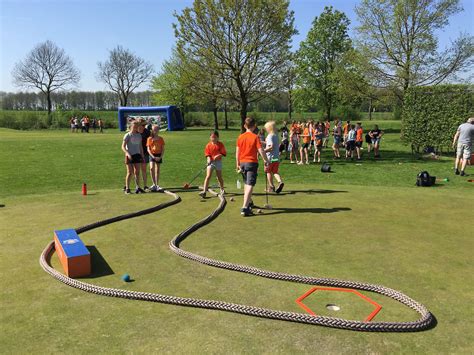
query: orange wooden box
[{"left": 54, "top": 229, "right": 91, "bottom": 278}]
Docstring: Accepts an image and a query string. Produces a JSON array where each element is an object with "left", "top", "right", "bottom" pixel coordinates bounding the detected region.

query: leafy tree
[
  {"left": 152, "top": 51, "right": 194, "bottom": 121},
  {"left": 296, "top": 6, "right": 352, "bottom": 120},
  {"left": 97, "top": 46, "right": 154, "bottom": 106},
  {"left": 356, "top": 0, "right": 474, "bottom": 101},
  {"left": 174, "top": 0, "right": 296, "bottom": 130},
  {"left": 12, "top": 40, "right": 80, "bottom": 117}
]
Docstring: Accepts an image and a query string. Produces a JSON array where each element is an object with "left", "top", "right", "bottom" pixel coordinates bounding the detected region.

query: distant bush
[
  {"left": 402, "top": 85, "right": 474, "bottom": 153},
  {"left": 333, "top": 106, "right": 362, "bottom": 121}
]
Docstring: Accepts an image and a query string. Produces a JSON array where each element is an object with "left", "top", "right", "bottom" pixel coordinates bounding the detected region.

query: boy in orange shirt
[
  {"left": 355, "top": 122, "right": 363, "bottom": 160},
  {"left": 199, "top": 131, "right": 227, "bottom": 198},
  {"left": 146, "top": 125, "right": 165, "bottom": 192},
  {"left": 236, "top": 117, "right": 270, "bottom": 216}
]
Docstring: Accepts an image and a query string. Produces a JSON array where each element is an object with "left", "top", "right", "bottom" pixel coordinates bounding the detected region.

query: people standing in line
[
  {"left": 146, "top": 125, "right": 166, "bottom": 192},
  {"left": 264, "top": 121, "right": 284, "bottom": 193},
  {"left": 236, "top": 117, "right": 270, "bottom": 217},
  {"left": 332, "top": 119, "right": 342, "bottom": 159},
  {"left": 452, "top": 117, "right": 474, "bottom": 176},
  {"left": 138, "top": 121, "right": 151, "bottom": 191},
  {"left": 369, "top": 125, "right": 384, "bottom": 158},
  {"left": 199, "top": 130, "right": 227, "bottom": 198},
  {"left": 122, "top": 120, "right": 145, "bottom": 194},
  {"left": 355, "top": 122, "right": 364, "bottom": 160}
]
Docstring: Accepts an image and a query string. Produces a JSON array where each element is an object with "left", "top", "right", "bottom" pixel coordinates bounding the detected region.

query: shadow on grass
[
  {"left": 225, "top": 189, "right": 348, "bottom": 198},
  {"left": 0, "top": 204, "right": 5, "bottom": 208},
  {"left": 252, "top": 206, "right": 351, "bottom": 216},
  {"left": 85, "top": 245, "right": 114, "bottom": 278}
]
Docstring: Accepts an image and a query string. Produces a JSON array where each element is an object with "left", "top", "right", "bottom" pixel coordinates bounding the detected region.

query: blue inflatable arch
[{"left": 118, "top": 106, "right": 185, "bottom": 131}]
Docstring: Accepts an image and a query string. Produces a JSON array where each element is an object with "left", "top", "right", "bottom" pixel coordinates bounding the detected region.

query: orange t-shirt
[
  {"left": 356, "top": 128, "right": 363, "bottom": 142},
  {"left": 302, "top": 128, "right": 311, "bottom": 143},
  {"left": 343, "top": 124, "right": 349, "bottom": 135},
  {"left": 236, "top": 131, "right": 262, "bottom": 163},
  {"left": 204, "top": 141, "right": 226, "bottom": 161},
  {"left": 146, "top": 136, "right": 165, "bottom": 155}
]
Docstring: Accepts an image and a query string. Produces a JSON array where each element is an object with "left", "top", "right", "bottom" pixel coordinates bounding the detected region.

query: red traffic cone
[{"left": 82, "top": 183, "right": 87, "bottom": 195}]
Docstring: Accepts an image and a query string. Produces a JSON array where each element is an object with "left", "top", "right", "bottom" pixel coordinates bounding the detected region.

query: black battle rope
[{"left": 40, "top": 190, "right": 435, "bottom": 332}]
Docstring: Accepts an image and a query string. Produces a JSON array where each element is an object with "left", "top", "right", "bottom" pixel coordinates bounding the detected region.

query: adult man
[
  {"left": 452, "top": 117, "right": 474, "bottom": 176},
  {"left": 236, "top": 117, "right": 270, "bottom": 217}
]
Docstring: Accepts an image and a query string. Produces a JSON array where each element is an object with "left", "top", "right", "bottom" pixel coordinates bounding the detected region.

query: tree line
[{"left": 8, "top": 0, "right": 474, "bottom": 132}]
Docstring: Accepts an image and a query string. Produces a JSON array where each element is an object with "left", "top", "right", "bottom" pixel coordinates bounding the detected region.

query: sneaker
[
  {"left": 156, "top": 186, "right": 164, "bottom": 192},
  {"left": 290, "top": 160, "right": 295, "bottom": 164},
  {"left": 297, "top": 161, "right": 303, "bottom": 165},
  {"left": 276, "top": 182, "right": 285, "bottom": 194},
  {"left": 305, "top": 161, "right": 310, "bottom": 165},
  {"left": 199, "top": 191, "right": 207, "bottom": 198},
  {"left": 460, "top": 171, "right": 465, "bottom": 176},
  {"left": 143, "top": 185, "right": 150, "bottom": 192},
  {"left": 240, "top": 207, "right": 254, "bottom": 217},
  {"left": 125, "top": 188, "right": 131, "bottom": 195},
  {"left": 455, "top": 169, "right": 460, "bottom": 175},
  {"left": 150, "top": 185, "right": 158, "bottom": 192},
  {"left": 313, "top": 159, "right": 316, "bottom": 163},
  {"left": 135, "top": 187, "right": 145, "bottom": 194}
]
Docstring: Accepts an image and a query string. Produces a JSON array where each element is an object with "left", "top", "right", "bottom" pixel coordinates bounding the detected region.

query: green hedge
[{"left": 402, "top": 85, "right": 474, "bottom": 153}]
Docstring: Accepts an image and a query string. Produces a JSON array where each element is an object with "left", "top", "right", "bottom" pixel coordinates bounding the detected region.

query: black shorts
[
  {"left": 365, "top": 135, "right": 372, "bottom": 144},
  {"left": 126, "top": 153, "right": 143, "bottom": 164},
  {"left": 356, "top": 141, "right": 363, "bottom": 148},
  {"left": 150, "top": 154, "right": 163, "bottom": 164},
  {"left": 346, "top": 141, "right": 356, "bottom": 151},
  {"left": 240, "top": 162, "right": 258, "bottom": 186},
  {"left": 302, "top": 142, "right": 310, "bottom": 149}
]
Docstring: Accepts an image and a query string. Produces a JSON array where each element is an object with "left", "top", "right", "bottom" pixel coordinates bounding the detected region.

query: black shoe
[
  {"left": 125, "top": 188, "right": 131, "bottom": 195},
  {"left": 460, "top": 171, "right": 465, "bottom": 176},
  {"left": 135, "top": 187, "right": 145, "bottom": 194},
  {"left": 276, "top": 182, "right": 285, "bottom": 194},
  {"left": 455, "top": 169, "right": 460, "bottom": 175},
  {"left": 248, "top": 200, "right": 255, "bottom": 208},
  {"left": 199, "top": 191, "right": 206, "bottom": 199},
  {"left": 240, "top": 207, "right": 254, "bottom": 217},
  {"left": 143, "top": 186, "right": 150, "bottom": 192}
]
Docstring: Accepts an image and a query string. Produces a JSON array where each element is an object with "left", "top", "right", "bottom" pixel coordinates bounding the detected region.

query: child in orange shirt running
[
  {"left": 146, "top": 125, "right": 165, "bottom": 192},
  {"left": 236, "top": 117, "right": 270, "bottom": 216},
  {"left": 200, "top": 131, "right": 226, "bottom": 198}
]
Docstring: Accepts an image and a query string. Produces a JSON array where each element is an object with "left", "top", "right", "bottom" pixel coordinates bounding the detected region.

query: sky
[{"left": 1, "top": 0, "right": 473, "bottom": 92}]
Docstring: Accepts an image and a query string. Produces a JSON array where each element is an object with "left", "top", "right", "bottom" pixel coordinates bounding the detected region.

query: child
[
  {"left": 345, "top": 124, "right": 356, "bottom": 159},
  {"left": 355, "top": 122, "right": 363, "bottom": 160},
  {"left": 138, "top": 121, "right": 151, "bottom": 191},
  {"left": 332, "top": 119, "right": 342, "bottom": 159},
  {"left": 146, "top": 124, "right": 165, "bottom": 192},
  {"left": 122, "top": 120, "right": 145, "bottom": 194},
  {"left": 299, "top": 123, "right": 311, "bottom": 165},
  {"left": 279, "top": 121, "right": 289, "bottom": 160},
  {"left": 289, "top": 125, "right": 300, "bottom": 164},
  {"left": 264, "top": 121, "right": 284, "bottom": 194},
  {"left": 200, "top": 130, "right": 226, "bottom": 198},
  {"left": 236, "top": 117, "right": 270, "bottom": 217},
  {"left": 313, "top": 122, "right": 324, "bottom": 163},
  {"left": 369, "top": 125, "right": 384, "bottom": 158},
  {"left": 98, "top": 118, "right": 104, "bottom": 133}
]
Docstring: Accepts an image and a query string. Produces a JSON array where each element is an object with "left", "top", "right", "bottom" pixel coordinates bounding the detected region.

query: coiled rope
[{"left": 40, "top": 190, "right": 435, "bottom": 332}]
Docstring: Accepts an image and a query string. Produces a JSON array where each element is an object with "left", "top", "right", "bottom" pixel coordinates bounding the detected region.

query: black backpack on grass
[{"left": 416, "top": 171, "right": 436, "bottom": 187}]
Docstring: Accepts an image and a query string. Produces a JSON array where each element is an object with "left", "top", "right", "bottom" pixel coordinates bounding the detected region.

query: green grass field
[{"left": 1, "top": 123, "right": 473, "bottom": 353}]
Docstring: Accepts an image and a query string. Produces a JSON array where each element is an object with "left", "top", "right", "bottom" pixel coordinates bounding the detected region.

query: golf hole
[{"left": 326, "top": 304, "right": 341, "bottom": 311}]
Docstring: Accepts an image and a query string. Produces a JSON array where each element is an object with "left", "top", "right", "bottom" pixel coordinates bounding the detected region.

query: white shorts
[
  {"left": 208, "top": 160, "right": 222, "bottom": 171},
  {"left": 457, "top": 143, "right": 472, "bottom": 160}
]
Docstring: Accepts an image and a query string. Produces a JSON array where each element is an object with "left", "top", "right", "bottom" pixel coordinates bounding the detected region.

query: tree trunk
[
  {"left": 368, "top": 98, "right": 373, "bottom": 120},
  {"left": 240, "top": 99, "right": 248, "bottom": 133},
  {"left": 46, "top": 91, "right": 52, "bottom": 115},
  {"left": 224, "top": 101, "right": 228, "bottom": 130},
  {"left": 288, "top": 89, "right": 293, "bottom": 120},
  {"left": 213, "top": 105, "right": 219, "bottom": 130}
]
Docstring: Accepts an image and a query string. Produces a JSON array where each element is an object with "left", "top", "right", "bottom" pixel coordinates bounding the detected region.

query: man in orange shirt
[{"left": 236, "top": 117, "right": 270, "bottom": 216}]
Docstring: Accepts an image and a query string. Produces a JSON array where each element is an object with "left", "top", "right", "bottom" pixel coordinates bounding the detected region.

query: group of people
[
  {"left": 121, "top": 119, "right": 165, "bottom": 194},
  {"left": 70, "top": 116, "right": 104, "bottom": 133},
  {"left": 279, "top": 119, "right": 384, "bottom": 164}
]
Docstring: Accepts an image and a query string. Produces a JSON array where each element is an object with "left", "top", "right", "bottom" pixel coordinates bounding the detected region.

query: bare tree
[
  {"left": 12, "top": 40, "right": 80, "bottom": 116},
  {"left": 356, "top": 0, "right": 474, "bottom": 101},
  {"left": 97, "top": 46, "right": 154, "bottom": 106}
]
